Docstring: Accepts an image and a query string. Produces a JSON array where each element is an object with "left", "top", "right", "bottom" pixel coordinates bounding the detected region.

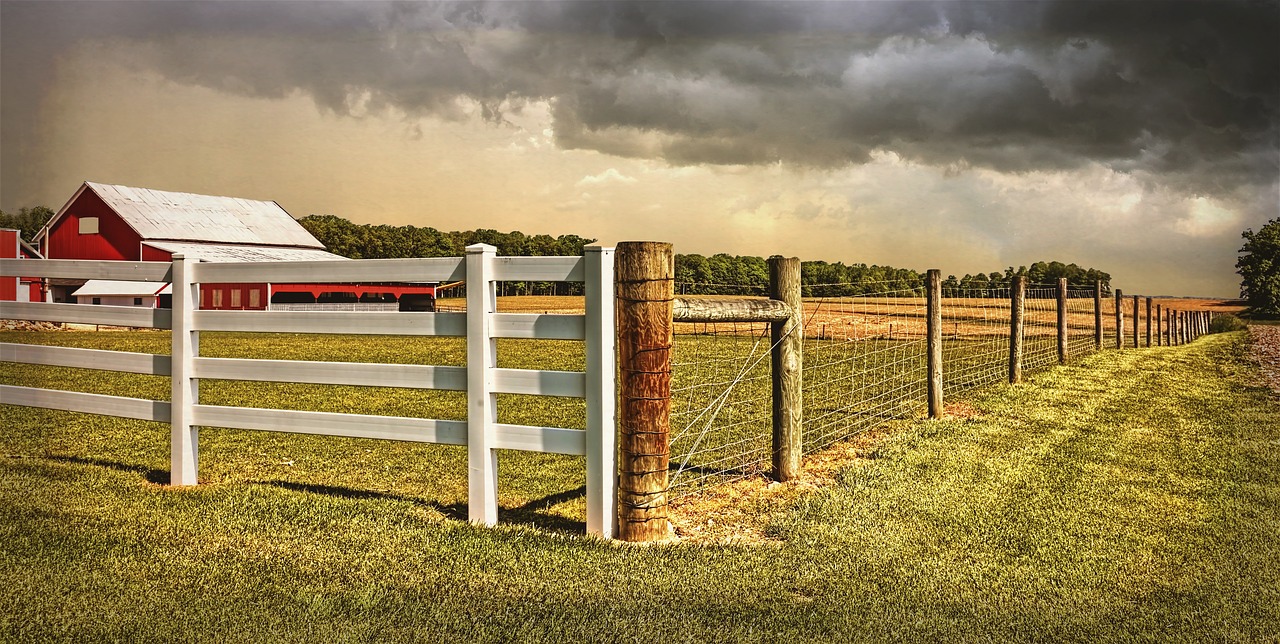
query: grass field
[{"left": 2, "top": 327, "right": 1277, "bottom": 641}]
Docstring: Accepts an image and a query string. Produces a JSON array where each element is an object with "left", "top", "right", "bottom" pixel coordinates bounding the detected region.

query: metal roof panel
[
  {"left": 86, "top": 182, "right": 325, "bottom": 248},
  {"left": 141, "top": 241, "right": 348, "bottom": 263}
]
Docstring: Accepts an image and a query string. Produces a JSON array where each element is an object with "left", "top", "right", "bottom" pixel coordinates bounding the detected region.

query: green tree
[
  {"left": 1237, "top": 218, "right": 1280, "bottom": 316},
  {"left": 0, "top": 205, "right": 55, "bottom": 242}
]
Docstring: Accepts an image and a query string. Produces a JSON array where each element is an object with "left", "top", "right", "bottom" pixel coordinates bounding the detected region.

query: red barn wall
[
  {"left": 45, "top": 189, "right": 143, "bottom": 260},
  {"left": 1, "top": 229, "right": 17, "bottom": 300},
  {"left": 140, "top": 245, "right": 173, "bottom": 262}
]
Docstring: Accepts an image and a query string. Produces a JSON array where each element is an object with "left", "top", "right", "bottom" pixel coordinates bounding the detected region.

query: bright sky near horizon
[{"left": 2, "top": 1, "right": 1277, "bottom": 297}]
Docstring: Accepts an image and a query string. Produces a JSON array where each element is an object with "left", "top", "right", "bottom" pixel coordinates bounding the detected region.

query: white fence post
[
  {"left": 170, "top": 254, "right": 199, "bottom": 485},
  {"left": 584, "top": 246, "right": 617, "bottom": 538},
  {"left": 466, "top": 244, "right": 499, "bottom": 526}
]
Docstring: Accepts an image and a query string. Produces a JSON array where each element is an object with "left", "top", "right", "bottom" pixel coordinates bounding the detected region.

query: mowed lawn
[{"left": 1, "top": 330, "right": 1278, "bottom": 642}]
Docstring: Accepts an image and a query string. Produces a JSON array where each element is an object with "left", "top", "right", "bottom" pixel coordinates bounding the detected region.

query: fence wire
[
  {"left": 669, "top": 320, "right": 774, "bottom": 493},
  {"left": 669, "top": 280, "right": 1121, "bottom": 495}
]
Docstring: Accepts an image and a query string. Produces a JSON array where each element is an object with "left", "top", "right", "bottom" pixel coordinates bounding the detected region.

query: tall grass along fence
[{"left": 2, "top": 243, "right": 1221, "bottom": 542}]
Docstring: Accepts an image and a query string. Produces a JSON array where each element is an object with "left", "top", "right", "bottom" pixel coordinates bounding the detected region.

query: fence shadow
[
  {"left": 45, "top": 454, "right": 170, "bottom": 485},
  {"left": 257, "top": 480, "right": 588, "bottom": 535}
]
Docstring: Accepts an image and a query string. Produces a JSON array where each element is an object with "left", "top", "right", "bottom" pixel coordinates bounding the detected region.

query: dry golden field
[{"left": 437, "top": 294, "right": 1242, "bottom": 340}]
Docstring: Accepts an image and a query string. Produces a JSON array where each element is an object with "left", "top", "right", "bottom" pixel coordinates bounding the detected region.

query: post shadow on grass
[
  {"left": 258, "top": 480, "right": 589, "bottom": 535},
  {"left": 46, "top": 454, "right": 170, "bottom": 485}
]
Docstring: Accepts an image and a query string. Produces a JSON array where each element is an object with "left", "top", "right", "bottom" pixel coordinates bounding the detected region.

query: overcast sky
[{"left": 2, "top": 1, "right": 1277, "bottom": 296}]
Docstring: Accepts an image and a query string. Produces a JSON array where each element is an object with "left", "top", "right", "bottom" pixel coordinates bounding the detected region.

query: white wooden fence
[{"left": 0, "top": 244, "right": 619, "bottom": 538}]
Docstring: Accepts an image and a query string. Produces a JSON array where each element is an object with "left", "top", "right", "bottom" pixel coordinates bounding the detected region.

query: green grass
[{"left": 2, "top": 330, "right": 1279, "bottom": 642}]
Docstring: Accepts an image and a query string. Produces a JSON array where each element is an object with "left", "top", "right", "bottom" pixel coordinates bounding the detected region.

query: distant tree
[
  {"left": 0, "top": 205, "right": 55, "bottom": 242},
  {"left": 1237, "top": 218, "right": 1280, "bottom": 316}
]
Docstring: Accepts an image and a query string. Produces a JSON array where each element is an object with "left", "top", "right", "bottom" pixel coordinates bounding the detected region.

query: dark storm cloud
[{"left": 3, "top": 1, "right": 1278, "bottom": 200}]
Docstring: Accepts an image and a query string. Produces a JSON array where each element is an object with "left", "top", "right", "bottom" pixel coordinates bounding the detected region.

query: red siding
[
  {"left": 140, "top": 245, "right": 173, "bottom": 262},
  {"left": 201, "top": 283, "right": 268, "bottom": 310},
  {"left": 1, "top": 230, "right": 16, "bottom": 300},
  {"left": 45, "top": 188, "right": 143, "bottom": 260}
]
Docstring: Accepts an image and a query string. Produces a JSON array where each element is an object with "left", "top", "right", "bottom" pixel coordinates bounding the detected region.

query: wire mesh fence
[
  {"left": 668, "top": 279, "right": 1119, "bottom": 495},
  {"left": 669, "top": 321, "right": 774, "bottom": 493}
]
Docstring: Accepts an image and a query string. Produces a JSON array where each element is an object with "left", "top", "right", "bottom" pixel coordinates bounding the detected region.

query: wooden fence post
[
  {"left": 769, "top": 256, "right": 803, "bottom": 481},
  {"left": 170, "top": 254, "right": 199, "bottom": 486},
  {"left": 1010, "top": 275, "right": 1026, "bottom": 383},
  {"left": 1152, "top": 297, "right": 1162, "bottom": 348},
  {"left": 1168, "top": 309, "right": 1176, "bottom": 345},
  {"left": 615, "top": 241, "right": 674, "bottom": 542},
  {"left": 1056, "top": 278, "right": 1068, "bottom": 364},
  {"left": 926, "top": 269, "right": 943, "bottom": 418},
  {"left": 1115, "top": 289, "right": 1124, "bottom": 349},
  {"left": 466, "top": 243, "right": 499, "bottom": 527},
  {"left": 583, "top": 245, "right": 617, "bottom": 539},
  {"left": 1155, "top": 304, "right": 1163, "bottom": 346},
  {"left": 1093, "top": 280, "right": 1103, "bottom": 350},
  {"left": 1131, "top": 294, "right": 1140, "bottom": 349}
]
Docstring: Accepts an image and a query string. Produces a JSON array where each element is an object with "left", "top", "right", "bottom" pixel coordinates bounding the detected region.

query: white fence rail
[{"left": 0, "top": 245, "right": 618, "bottom": 538}]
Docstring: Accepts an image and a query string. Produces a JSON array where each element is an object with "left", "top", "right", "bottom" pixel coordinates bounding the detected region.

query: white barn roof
[
  {"left": 47, "top": 182, "right": 326, "bottom": 249},
  {"left": 72, "top": 280, "right": 170, "bottom": 297},
  {"left": 142, "top": 241, "right": 346, "bottom": 263}
]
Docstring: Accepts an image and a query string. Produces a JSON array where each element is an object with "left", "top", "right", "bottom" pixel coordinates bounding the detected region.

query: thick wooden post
[
  {"left": 466, "top": 243, "right": 499, "bottom": 527},
  {"left": 1093, "top": 280, "right": 1103, "bottom": 350},
  {"left": 1168, "top": 309, "right": 1175, "bottom": 345},
  {"left": 1131, "top": 295, "right": 1140, "bottom": 349},
  {"left": 1056, "top": 278, "right": 1068, "bottom": 364},
  {"left": 1010, "top": 275, "right": 1026, "bottom": 383},
  {"left": 170, "top": 255, "right": 199, "bottom": 486},
  {"left": 926, "top": 269, "right": 943, "bottom": 418},
  {"left": 769, "top": 256, "right": 803, "bottom": 481},
  {"left": 1114, "top": 289, "right": 1124, "bottom": 349},
  {"left": 583, "top": 246, "right": 617, "bottom": 539},
  {"left": 615, "top": 241, "right": 674, "bottom": 542}
]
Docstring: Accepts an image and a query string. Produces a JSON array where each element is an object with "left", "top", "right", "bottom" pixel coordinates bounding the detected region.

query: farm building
[
  {"left": 1, "top": 228, "right": 44, "bottom": 303},
  {"left": 33, "top": 182, "right": 437, "bottom": 310},
  {"left": 72, "top": 280, "right": 170, "bottom": 308}
]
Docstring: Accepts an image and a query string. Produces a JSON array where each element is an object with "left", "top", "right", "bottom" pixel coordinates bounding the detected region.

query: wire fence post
[
  {"left": 1057, "top": 278, "right": 1068, "bottom": 364},
  {"left": 1010, "top": 275, "right": 1026, "bottom": 383},
  {"left": 1094, "top": 280, "right": 1103, "bottom": 350},
  {"left": 170, "top": 254, "right": 199, "bottom": 486},
  {"left": 1131, "top": 295, "right": 1140, "bottom": 348},
  {"left": 1115, "top": 289, "right": 1125, "bottom": 349},
  {"left": 616, "top": 241, "right": 674, "bottom": 542},
  {"left": 769, "top": 256, "right": 802, "bottom": 482},
  {"left": 1152, "top": 297, "right": 1162, "bottom": 348},
  {"left": 1155, "top": 303, "right": 1162, "bottom": 346},
  {"left": 926, "top": 269, "right": 943, "bottom": 418}
]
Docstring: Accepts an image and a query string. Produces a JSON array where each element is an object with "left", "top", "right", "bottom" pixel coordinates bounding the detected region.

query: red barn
[
  {"left": 33, "top": 182, "right": 439, "bottom": 310},
  {"left": 1, "top": 228, "right": 44, "bottom": 302}
]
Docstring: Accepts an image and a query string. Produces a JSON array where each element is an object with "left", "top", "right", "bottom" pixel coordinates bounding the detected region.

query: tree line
[{"left": 2, "top": 208, "right": 1114, "bottom": 299}]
